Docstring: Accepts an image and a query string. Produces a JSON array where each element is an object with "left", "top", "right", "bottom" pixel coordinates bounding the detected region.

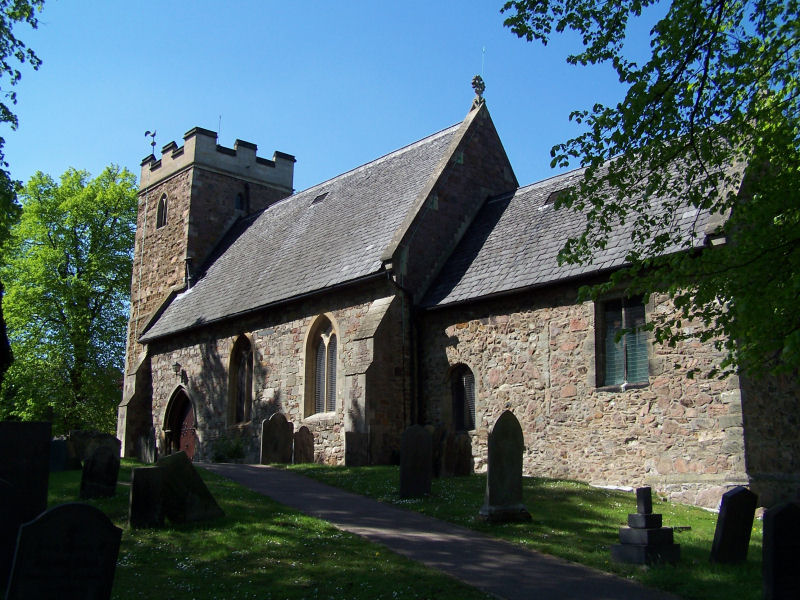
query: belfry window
[
  {"left": 451, "top": 364, "right": 476, "bottom": 431},
  {"left": 156, "top": 194, "right": 168, "bottom": 229},
  {"left": 306, "top": 316, "right": 337, "bottom": 416}
]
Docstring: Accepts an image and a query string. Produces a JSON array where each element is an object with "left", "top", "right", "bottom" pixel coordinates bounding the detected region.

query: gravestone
[
  {"left": 156, "top": 451, "right": 224, "bottom": 523},
  {"left": 710, "top": 486, "right": 758, "bottom": 563},
  {"left": 260, "top": 413, "right": 293, "bottom": 464},
  {"left": 129, "top": 466, "right": 164, "bottom": 528},
  {"left": 425, "top": 424, "right": 446, "bottom": 477},
  {"left": 0, "top": 478, "right": 23, "bottom": 592},
  {"left": 293, "top": 426, "right": 314, "bottom": 464},
  {"left": 66, "top": 430, "right": 121, "bottom": 463},
  {"left": 479, "top": 410, "right": 531, "bottom": 522},
  {"left": 0, "top": 421, "right": 51, "bottom": 523},
  {"left": 399, "top": 425, "right": 432, "bottom": 498},
  {"left": 453, "top": 432, "right": 473, "bottom": 476},
  {"left": 611, "top": 487, "right": 680, "bottom": 565},
  {"left": 5, "top": 503, "right": 122, "bottom": 600},
  {"left": 79, "top": 445, "right": 120, "bottom": 499},
  {"left": 763, "top": 501, "right": 800, "bottom": 600}
]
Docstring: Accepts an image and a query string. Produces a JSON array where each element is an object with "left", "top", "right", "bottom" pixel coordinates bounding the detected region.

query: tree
[
  {"left": 0, "top": 0, "right": 44, "bottom": 390},
  {"left": 502, "top": 0, "right": 800, "bottom": 377},
  {"left": 0, "top": 166, "right": 137, "bottom": 433}
]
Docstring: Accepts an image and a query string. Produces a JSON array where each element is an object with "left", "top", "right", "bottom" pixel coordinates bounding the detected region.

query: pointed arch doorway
[{"left": 165, "top": 388, "right": 198, "bottom": 460}]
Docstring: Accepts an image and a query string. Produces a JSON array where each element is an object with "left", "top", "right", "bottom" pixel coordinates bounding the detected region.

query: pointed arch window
[
  {"left": 306, "top": 316, "right": 337, "bottom": 416},
  {"left": 228, "top": 336, "right": 253, "bottom": 425},
  {"left": 451, "top": 364, "right": 476, "bottom": 432},
  {"left": 156, "top": 193, "right": 168, "bottom": 229}
]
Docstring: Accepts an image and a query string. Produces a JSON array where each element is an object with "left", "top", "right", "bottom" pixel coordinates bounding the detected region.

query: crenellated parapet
[{"left": 140, "top": 127, "right": 295, "bottom": 193}]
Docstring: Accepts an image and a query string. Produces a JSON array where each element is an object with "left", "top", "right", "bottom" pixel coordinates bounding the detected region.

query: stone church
[{"left": 118, "top": 96, "right": 799, "bottom": 509}]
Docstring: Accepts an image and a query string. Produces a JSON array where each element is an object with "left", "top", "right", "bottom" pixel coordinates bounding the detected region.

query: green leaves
[
  {"left": 504, "top": 0, "right": 800, "bottom": 377},
  {"left": 0, "top": 165, "right": 137, "bottom": 433}
]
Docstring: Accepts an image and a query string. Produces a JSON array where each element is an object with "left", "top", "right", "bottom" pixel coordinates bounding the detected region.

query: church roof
[
  {"left": 423, "top": 165, "right": 712, "bottom": 308},
  {"left": 140, "top": 122, "right": 463, "bottom": 341}
]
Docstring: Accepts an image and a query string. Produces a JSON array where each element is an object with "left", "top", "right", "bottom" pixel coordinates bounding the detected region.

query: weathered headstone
[
  {"left": 0, "top": 478, "right": 23, "bottom": 592},
  {"left": 260, "top": 413, "right": 293, "bottom": 464},
  {"left": 293, "top": 426, "right": 314, "bottom": 464},
  {"left": 129, "top": 466, "right": 164, "bottom": 528},
  {"left": 611, "top": 486, "right": 680, "bottom": 565},
  {"left": 0, "top": 421, "right": 51, "bottom": 523},
  {"left": 479, "top": 410, "right": 531, "bottom": 522},
  {"left": 156, "top": 451, "right": 224, "bottom": 523},
  {"left": 425, "top": 424, "right": 446, "bottom": 477},
  {"left": 79, "top": 445, "right": 120, "bottom": 499},
  {"left": 5, "top": 503, "right": 122, "bottom": 600},
  {"left": 710, "top": 486, "right": 758, "bottom": 563},
  {"left": 763, "top": 501, "right": 800, "bottom": 600},
  {"left": 399, "top": 425, "right": 432, "bottom": 498},
  {"left": 453, "top": 432, "right": 473, "bottom": 476},
  {"left": 66, "top": 430, "right": 121, "bottom": 463}
]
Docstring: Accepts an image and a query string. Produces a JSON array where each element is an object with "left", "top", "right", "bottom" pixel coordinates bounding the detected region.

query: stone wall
[
  {"left": 147, "top": 280, "right": 412, "bottom": 464},
  {"left": 420, "top": 284, "right": 749, "bottom": 509}
]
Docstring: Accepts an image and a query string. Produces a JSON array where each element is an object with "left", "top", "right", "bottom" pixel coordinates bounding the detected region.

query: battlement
[{"left": 140, "top": 127, "right": 295, "bottom": 192}]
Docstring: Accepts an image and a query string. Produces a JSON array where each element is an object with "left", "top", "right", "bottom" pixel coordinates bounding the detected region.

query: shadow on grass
[{"left": 289, "top": 464, "right": 762, "bottom": 600}]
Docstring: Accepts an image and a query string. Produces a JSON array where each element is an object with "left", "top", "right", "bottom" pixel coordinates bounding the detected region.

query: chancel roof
[
  {"left": 141, "top": 123, "right": 462, "bottom": 341},
  {"left": 423, "top": 166, "right": 712, "bottom": 308}
]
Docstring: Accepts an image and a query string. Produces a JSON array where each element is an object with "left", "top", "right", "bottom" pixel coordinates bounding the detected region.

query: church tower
[{"left": 118, "top": 127, "right": 295, "bottom": 457}]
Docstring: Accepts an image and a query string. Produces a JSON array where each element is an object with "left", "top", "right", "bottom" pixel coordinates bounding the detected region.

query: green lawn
[
  {"left": 288, "top": 464, "right": 763, "bottom": 600},
  {"left": 46, "top": 461, "right": 492, "bottom": 600}
]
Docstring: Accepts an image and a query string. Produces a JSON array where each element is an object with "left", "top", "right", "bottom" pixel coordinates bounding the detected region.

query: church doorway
[{"left": 165, "top": 388, "right": 197, "bottom": 460}]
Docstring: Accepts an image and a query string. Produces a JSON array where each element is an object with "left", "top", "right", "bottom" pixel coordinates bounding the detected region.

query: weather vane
[{"left": 144, "top": 130, "right": 157, "bottom": 156}]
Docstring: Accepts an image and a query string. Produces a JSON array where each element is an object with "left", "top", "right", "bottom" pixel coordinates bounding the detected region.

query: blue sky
[{"left": 3, "top": 1, "right": 636, "bottom": 193}]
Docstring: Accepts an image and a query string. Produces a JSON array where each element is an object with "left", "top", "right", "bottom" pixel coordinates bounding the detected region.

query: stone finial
[{"left": 472, "top": 75, "right": 486, "bottom": 102}]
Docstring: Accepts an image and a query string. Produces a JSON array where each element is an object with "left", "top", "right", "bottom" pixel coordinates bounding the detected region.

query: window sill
[
  {"left": 303, "top": 411, "right": 336, "bottom": 425},
  {"left": 596, "top": 382, "right": 649, "bottom": 393}
]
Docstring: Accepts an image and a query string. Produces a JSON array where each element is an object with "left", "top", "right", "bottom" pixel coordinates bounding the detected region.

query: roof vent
[
  {"left": 311, "top": 192, "right": 328, "bottom": 205},
  {"left": 546, "top": 188, "right": 570, "bottom": 204}
]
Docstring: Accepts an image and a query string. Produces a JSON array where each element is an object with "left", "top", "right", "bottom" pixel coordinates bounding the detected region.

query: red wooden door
[{"left": 178, "top": 400, "right": 197, "bottom": 460}]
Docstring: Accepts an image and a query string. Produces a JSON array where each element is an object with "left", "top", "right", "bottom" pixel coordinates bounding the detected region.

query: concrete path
[{"left": 200, "top": 463, "right": 679, "bottom": 600}]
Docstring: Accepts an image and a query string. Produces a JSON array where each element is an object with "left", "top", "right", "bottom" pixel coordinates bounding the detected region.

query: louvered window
[
  {"left": 310, "top": 320, "right": 337, "bottom": 415},
  {"left": 600, "top": 298, "right": 649, "bottom": 387},
  {"left": 452, "top": 365, "right": 476, "bottom": 431}
]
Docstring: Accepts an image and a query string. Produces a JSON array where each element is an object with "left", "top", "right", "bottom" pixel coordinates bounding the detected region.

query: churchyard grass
[
  {"left": 289, "top": 464, "right": 762, "bottom": 600},
  {"left": 47, "top": 461, "right": 493, "bottom": 600}
]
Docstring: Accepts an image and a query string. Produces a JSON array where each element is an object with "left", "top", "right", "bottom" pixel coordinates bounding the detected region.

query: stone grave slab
[
  {"left": 611, "top": 487, "right": 680, "bottom": 565},
  {"left": 293, "top": 426, "right": 314, "bottom": 464},
  {"left": 425, "top": 424, "right": 446, "bottom": 478},
  {"left": 79, "top": 445, "right": 120, "bottom": 499},
  {"left": 260, "top": 413, "right": 293, "bottom": 464},
  {"left": 399, "top": 425, "right": 432, "bottom": 498},
  {"left": 5, "top": 502, "right": 122, "bottom": 600},
  {"left": 453, "top": 432, "right": 473, "bottom": 476},
  {"left": 129, "top": 466, "right": 164, "bottom": 528},
  {"left": 66, "top": 430, "right": 121, "bottom": 463},
  {"left": 763, "top": 501, "right": 800, "bottom": 600},
  {"left": 156, "top": 451, "right": 224, "bottom": 523},
  {"left": 479, "top": 410, "right": 531, "bottom": 522},
  {"left": 0, "top": 421, "right": 51, "bottom": 523},
  {"left": 710, "top": 486, "right": 758, "bottom": 564}
]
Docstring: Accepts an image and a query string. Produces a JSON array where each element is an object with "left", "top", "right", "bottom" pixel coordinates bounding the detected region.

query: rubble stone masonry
[{"left": 420, "top": 283, "right": 750, "bottom": 509}]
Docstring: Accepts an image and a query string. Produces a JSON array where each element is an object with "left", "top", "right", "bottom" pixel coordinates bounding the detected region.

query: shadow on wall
[{"left": 740, "top": 371, "right": 800, "bottom": 507}]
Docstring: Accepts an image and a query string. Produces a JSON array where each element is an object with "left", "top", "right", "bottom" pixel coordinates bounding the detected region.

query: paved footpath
[{"left": 200, "top": 463, "right": 679, "bottom": 600}]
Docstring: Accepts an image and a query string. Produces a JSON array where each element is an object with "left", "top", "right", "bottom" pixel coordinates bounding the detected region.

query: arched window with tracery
[
  {"left": 228, "top": 336, "right": 253, "bottom": 425},
  {"left": 451, "top": 364, "right": 476, "bottom": 432},
  {"left": 156, "top": 193, "right": 168, "bottom": 229},
  {"left": 306, "top": 316, "right": 337, "bottom": 416}
]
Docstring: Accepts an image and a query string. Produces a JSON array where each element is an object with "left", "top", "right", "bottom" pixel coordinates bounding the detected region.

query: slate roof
[
  {"left": 423, "top": 166, "right": 711, "bottom": 308},
  {"left": 141, "top": 123, "right": 462, "bottom": 341}
]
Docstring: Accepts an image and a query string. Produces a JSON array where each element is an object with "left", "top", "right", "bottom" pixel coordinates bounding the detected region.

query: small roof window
[{"left": 311, "top": 192, "right": 328, "bottom": 205}]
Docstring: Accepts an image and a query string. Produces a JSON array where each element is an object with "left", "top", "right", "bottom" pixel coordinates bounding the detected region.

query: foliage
[
  {"left": 292, "top": 465, "right": 763, "bottom": 600},
  {"left": 0, "top": 0, "right": 43, "bottom": 389},
  {"left": 502, "top": 0, "right": 800, "bottom": 377},
  {"left": 46, "top": 461, "right": 492, "bottom": 600},
  {"left": 0, "top": 166, "right": 137, "bottom": 433},
  {"left": 211, "top": 434, "right": 246, "bottom": 462}
]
